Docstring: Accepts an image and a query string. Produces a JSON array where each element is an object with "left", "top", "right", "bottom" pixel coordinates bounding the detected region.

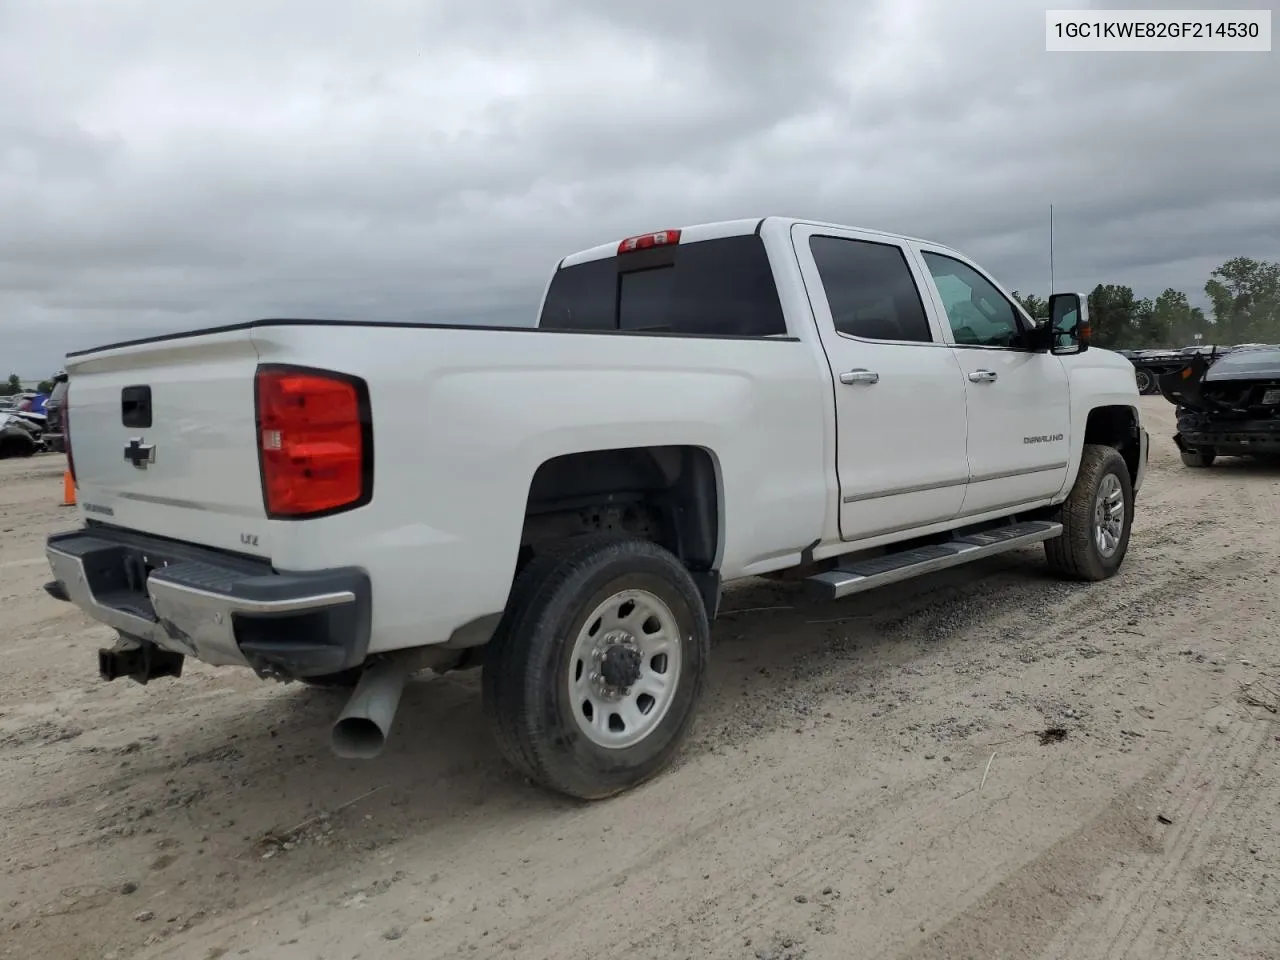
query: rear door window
[
  {"left": 808, "top": 236, "right": 934, "bottom": 343},
  {"left": 538, "top": 235, "right": 787, "bottom": 337}
]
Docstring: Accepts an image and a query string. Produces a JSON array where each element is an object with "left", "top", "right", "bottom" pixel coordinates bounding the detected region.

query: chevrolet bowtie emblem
[{"left": 124, "top": 438, "right": 156, "bottom": 468}]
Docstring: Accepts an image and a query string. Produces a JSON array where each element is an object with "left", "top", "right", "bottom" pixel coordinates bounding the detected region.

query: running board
[{"left": 806, "top": 520, "right": 1064, "bottom": 601}]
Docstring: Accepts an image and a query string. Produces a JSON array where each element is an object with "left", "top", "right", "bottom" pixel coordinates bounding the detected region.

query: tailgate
[{"left": 65, "top": 329, "right": 271, "bottom": 558}]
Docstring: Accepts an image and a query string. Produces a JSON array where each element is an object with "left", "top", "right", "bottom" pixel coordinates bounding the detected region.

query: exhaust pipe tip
[
  {"left": 332, "top": 716, "right": 389, "bottom": 760},
  {"left": 328, "top": 656, "right": 411, "bottom": 761}
]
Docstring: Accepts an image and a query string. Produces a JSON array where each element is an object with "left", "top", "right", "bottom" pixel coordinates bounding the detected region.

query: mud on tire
[
  {"left": 1045, "top": 443, "right": 1134, "bottom": 582},
  {"left": 482, "top": 534, "right": 710, "bottom": 800}
]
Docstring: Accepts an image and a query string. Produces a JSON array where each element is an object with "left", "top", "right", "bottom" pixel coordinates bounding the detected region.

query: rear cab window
[{"left": 538, "top": 234, "right": 788, "bottom": 337}]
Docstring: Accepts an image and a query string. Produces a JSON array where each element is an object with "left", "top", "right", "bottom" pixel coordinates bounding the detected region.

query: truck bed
[{"left": 62, "top": 317, "right": 833, "bottom": 656}]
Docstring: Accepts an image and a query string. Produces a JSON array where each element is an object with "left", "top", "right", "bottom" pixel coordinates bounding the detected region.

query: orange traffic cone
[{"left": 62, "top": 468, "right": 76, "bottom": 507}]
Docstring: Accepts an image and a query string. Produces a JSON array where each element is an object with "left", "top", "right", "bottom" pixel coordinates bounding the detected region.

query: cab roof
[{"left": 558, "top": 216, "right": 938, "bottom": 268}]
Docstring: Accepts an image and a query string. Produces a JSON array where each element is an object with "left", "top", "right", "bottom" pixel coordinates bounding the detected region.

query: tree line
[
  {"left": 0, "top": 374, "right": 56, "bottom": 396},
  {"left": 1012, "top": 256, "right": 1280, "bottom": 351}
]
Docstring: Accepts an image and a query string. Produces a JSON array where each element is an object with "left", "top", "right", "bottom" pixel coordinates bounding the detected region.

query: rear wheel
[
  {"left": 482, "top": 534, "right": 710, "bottom": 800},
  {"left": 1180, "top": 449, "right": 1215, "bottom": 468},
  {"left": 1045, "top": 444, "right": 1134, "bottom": 582},
  {"left": 1134, "top": 368, "right": 1155, "bottom": 394}
]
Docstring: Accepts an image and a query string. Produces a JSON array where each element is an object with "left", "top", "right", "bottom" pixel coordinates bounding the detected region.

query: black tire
[
  {"left": 1044, "top": 443, "right": 1134, "bottom": 582},
  {"left": 482, "top": 534, "right": 710, "bottom": 800},
  {"left": 1134, "top": 368, "right": 1155, "bottom": 394},
  {"left": 0, "top": 436, "right": 36, "bottom": 459},
  {"left": 1180, "top": 449, "right": 1215, "bottom": 468}
]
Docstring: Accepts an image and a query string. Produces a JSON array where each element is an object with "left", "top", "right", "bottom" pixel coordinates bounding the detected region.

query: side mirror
[
  {"left": 1047, "top": 292, "right": 1090, "bottom": 355},
  {"left": 1020, "top": 316, "right": 1056, "bottom": 352}
]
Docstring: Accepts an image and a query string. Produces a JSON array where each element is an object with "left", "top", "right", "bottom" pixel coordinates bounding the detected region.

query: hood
[
  {"left": 1156, "top": 351, "right": 1213, "bottom": 408},
  {"left": 1079, "top": 345, "right": 1137, "bottom": 372},
  {"left": 1158, "top": 346, "right": 1280, "bottom": 413},
  {"left": 1203, "top": 347, "right": 1280, "bottom": 382}
]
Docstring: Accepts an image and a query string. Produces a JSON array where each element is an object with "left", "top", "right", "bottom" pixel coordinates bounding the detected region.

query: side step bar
[{"left": 806, "top": 520, "right": 1063, "bottom": 601}]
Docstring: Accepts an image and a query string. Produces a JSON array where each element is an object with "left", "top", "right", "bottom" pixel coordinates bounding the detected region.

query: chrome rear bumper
[{"left": 46, "top": 527, "right": 370, "bottom": 679}]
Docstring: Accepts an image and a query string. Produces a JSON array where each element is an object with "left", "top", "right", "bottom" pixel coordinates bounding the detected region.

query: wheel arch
[
  {"left": 518, "top": 444, "right": 724, "bottom": 613},
  {"left": 1081, "top": 404, "right": 1142, "bottom": 486}
]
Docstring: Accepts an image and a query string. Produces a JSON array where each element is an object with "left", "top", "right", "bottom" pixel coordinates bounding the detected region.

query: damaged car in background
[
  {"left": 0, "top": 411, "right": 42, "bottom": 458},
  {"left": 1158, "top": 345, "right": 1280, "bottom": 467}
]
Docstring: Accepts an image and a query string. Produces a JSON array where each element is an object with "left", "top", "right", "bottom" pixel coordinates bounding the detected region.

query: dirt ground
[{"left": 1, "top": 395, "right": 1278, "bottom": 960}]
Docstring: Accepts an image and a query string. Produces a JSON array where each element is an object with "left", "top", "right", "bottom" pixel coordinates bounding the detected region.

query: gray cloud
[{"left": 2, "top": 0, "right": 1277, "bottom": 375}]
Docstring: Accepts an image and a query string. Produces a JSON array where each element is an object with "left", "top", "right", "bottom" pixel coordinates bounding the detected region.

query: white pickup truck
[{"left": 45, "top": 216, "right": 1148, "bottom": 800}]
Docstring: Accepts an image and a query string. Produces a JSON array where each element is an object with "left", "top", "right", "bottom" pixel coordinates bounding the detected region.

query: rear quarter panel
[{"left": 251, "top": 325, "right": 830, "bottom": 654}]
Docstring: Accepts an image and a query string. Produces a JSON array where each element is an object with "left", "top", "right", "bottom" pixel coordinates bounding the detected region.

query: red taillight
[
  {"left": 617, "top": 229, "right": 681, "bottom": 254},
  {"left": 254, "top": 366, "right": 371, "bottom": 519},
  {"left": 64, "top": 388, "right": 75, "bottom": 482}
]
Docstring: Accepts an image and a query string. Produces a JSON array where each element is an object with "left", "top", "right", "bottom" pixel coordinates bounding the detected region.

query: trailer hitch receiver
[{"left": 98, "top": 635, "right": 185, "bottom": 685}]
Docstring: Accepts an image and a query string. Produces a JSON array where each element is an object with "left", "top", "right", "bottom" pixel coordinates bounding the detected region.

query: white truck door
[
  {"left": 790, "top": 223, "right": 971, "bottom": 542},
  {"left": 912, "top": 244, "right": 1071, "bottom": 516}
]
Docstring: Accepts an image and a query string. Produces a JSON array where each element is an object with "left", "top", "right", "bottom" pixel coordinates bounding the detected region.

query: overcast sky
[{"left": 2, "top": 0, "right": 1276, "bottom": 377}]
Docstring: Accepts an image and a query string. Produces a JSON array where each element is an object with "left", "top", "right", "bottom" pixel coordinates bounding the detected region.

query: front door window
[{"left": 922, "top": 252, "right": 1024, "bottom": 348}]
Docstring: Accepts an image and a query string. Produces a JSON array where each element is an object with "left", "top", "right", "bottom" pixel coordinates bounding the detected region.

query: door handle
[
  {"left": 968, "top": 369, "right": 998, "bottom": 383},
  {"left": 839, "top": 369, "right": 880, "bottom": 385}
]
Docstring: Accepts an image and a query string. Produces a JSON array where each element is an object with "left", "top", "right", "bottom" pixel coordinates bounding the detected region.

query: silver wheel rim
[
  {"left": 567, "top": 588, "right": 682, "bottom": 750},
  {"left": 1135, "top": 370, "right": 1152, "bottom": 392},
  {"left": 1093, "top": 472, "right": 1125, "bottom": 558}
]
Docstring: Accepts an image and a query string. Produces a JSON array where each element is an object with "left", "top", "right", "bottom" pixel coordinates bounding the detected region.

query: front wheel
[
  {"left": 482, "top": 535, "right": 710, "bottom": 800},
  {"left": 1134, "top": 368, "right": 1155, "bottom": 394},
  {"left": 1045, "top": 444, "right": 1134, "bottom": 581}
]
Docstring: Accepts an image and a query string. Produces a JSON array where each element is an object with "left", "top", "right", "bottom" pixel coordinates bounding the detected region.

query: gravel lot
[{"left": 2, "top": 395, "right": 1278, "bottom": 960}]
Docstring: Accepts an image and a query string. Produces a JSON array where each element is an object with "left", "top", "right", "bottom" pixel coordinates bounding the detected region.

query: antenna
[{"left": 1049, "top": 203, "right": 1055, "bottom": 295}]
